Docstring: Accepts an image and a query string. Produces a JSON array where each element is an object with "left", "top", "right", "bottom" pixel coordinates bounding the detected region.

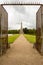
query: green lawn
[
  {"left": 8, "top": 34, "right": 36, "bottom": 44},
  {"left": 8, "top": 34, "right": 20, "bottom": 44},
  {"left": 24, "top": 34, "right": 36, "bottom": 44}
]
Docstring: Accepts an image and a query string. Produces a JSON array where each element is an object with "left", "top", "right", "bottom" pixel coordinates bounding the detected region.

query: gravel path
[{"left": 0, "top": 34, "right": 43, "bottom": 65}]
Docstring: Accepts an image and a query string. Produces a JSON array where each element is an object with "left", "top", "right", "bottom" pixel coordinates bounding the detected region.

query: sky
[{"left": 0, "top": 0, "right": 43, "bottom": 30}]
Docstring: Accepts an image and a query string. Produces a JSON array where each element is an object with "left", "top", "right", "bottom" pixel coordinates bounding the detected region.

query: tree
[{"left": 23, "top": 28, "right": 36, "bottom": 35}]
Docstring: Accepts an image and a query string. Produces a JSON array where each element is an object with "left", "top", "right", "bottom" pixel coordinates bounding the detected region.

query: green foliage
[
  {"left": 8, "top": 28, "right": 36, "bottom": 35},
  {"left": 24, "top": 34, "right": 36, "bottom": 43},
  {"left": 8, "top": 30, "right": 20, "bottom": 34},
  {"left": 8, "top": 34, "right": 20, "bottom": 44},
  {"left": 23, "top": 28, "right": 36, "bottom": 35}
]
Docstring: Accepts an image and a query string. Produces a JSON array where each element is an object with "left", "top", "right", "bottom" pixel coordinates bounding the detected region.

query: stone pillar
[
  {"left": 20, "top": 22, "right": 24, "bottom": 34},
  {"left": 35, "top": 5, "right": 43, "bottom": 55},
  {"left": 0, "top": 5, "right": 9, "bottom": 56}
]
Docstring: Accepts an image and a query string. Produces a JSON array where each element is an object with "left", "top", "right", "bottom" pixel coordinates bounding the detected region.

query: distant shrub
[{"left": 23, "top": 28, "right": 36, "bottom": 35}]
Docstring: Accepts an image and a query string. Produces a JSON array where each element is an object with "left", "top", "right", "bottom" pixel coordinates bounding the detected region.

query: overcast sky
[{"left": 0, "top": 0, "right": 43, "bottom": 30}]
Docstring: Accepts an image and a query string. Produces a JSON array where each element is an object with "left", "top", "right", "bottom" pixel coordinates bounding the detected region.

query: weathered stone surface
[
  {"left": 0, "top": 5, "right": 8, "bottom": 56},
  {"left": 35, "top": 5, "right": 43, "bottom": 55}
]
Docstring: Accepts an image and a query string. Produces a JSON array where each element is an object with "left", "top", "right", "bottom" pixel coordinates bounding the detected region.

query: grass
[
  {"left": 8, "top": 34, "right": 20, "bottom": 44},
  {"left": 24, "top": 34, "right": 36, "bottom": 44},
  {"left": 8, "top": 34, "right": 36, "bottom": 44}
]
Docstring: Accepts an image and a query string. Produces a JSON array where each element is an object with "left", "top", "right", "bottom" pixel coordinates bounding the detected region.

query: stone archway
[{"left": 0, "top": 3, "right": 43, "bottom": 55}]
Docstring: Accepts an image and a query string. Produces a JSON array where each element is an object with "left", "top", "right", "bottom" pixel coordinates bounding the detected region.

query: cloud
[
  {"left": 14, "top": 6, "right": 26, "bottom": 14},
  {"left": 0, "top": 0, "right": 42, "bottom": 30},
  {"left": 3, "top": 5, "right": 40, "bottom": 30}
]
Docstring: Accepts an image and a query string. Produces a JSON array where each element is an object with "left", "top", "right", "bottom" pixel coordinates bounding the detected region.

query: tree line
[
  {"left": 23, "top": 28, "right": 36, "bottom": 35},
  {"left": 8, "top": 28, "right": 36, "bottom": 35}
]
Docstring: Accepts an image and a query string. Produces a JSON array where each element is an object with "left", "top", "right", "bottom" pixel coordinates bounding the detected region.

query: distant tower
[{"left": 20, "top": 22, "right": 24, "bottom": 34}]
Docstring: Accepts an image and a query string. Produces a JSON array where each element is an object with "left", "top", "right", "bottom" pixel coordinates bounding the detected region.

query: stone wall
[
  {"left": 0, "top": 5, "right": 8, "bottom": 55},
  {"left": 35, "top": 5, "right": 43, "bottom": 55}
]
